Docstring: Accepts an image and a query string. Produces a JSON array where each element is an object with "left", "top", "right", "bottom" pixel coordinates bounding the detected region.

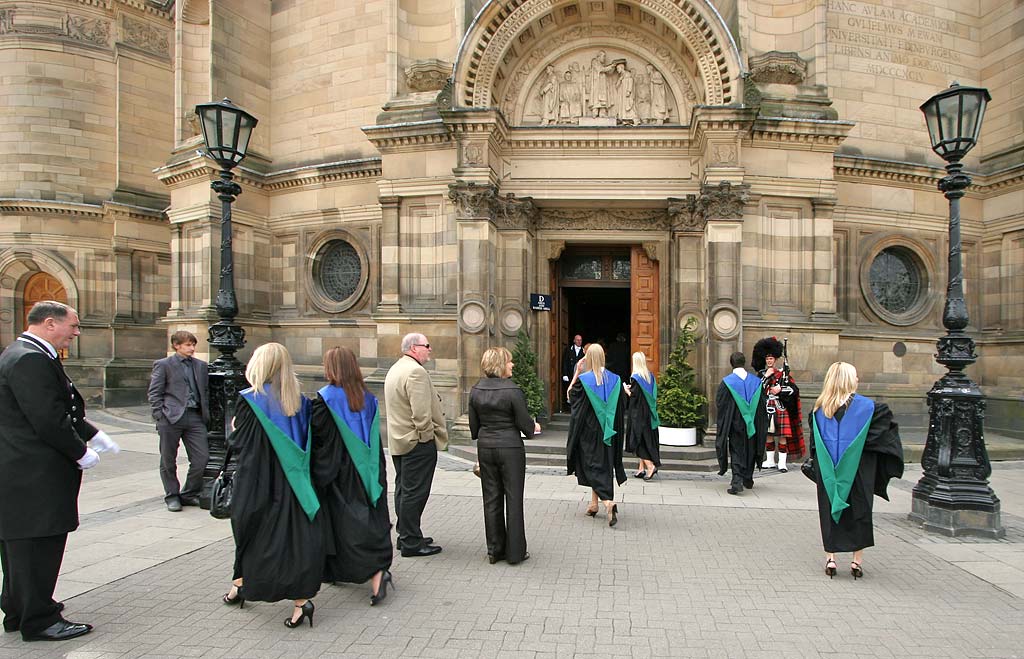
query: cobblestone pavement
[{"left": 1, "top": 409, "right": 1022, "bottom": 658}]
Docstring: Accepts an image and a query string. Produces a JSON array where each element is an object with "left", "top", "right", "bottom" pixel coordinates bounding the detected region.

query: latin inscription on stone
[{"left": 826, "top": 0, "right": 969, "bottom": 83}]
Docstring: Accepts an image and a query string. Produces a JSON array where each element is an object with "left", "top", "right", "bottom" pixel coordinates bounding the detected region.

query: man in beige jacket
[{"left": 384, "top": 333, "right": 448, "bottom": 557}]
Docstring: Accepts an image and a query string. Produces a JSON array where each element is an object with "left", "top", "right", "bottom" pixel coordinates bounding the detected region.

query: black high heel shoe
[
  {"left": 825, "top": 558, "right": 837, "bottom": 579},
  {"left": 585, "top": 505, "right": 599, "bottom": 517},
  {"left": 222, "top": 585, "right": 245, "bottom": 609},
  {"left": 371, "top": 570, "right": 394, "bottom": 606},
  {"left": 607, "top": 504, "right": 618, "bottom": 527},
  {"left": 284, "top": 600, "right": 314, "bottom": 628},
  {"left": 851, "top": 562, "right": 863, "bottom": 580},
  {"left": 633, "top": 470, "right": 645, "bottom": 479}
]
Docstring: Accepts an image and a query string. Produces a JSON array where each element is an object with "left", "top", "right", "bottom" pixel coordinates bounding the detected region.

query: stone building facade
[{"left": 1, "top": 0, "right": 1021, "bottom": 435}]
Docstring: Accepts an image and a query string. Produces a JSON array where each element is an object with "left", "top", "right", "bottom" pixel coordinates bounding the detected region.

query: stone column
[
  {"left": 378, "top": 195, "right": 401, "bottom": 314},
  {"left": 449, "top": 182, "right": 498, "bottom": 440},
  {"left": 811, "top": 198, "right": 838, "bottom": 320}
]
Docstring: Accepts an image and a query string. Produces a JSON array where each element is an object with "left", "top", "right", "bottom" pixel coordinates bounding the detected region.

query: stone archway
[{"left": 453, "top": 0, "right": 742, "bottom": 112}]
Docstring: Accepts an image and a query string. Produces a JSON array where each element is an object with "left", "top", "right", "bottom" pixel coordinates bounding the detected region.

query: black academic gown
[
  {"left": 808, "top": 402, "right": 904, "bottom": 552},
  {"left": 566, "top": 376, "right": 627, "bottom": 501},
  {"left": 229, "top": 398, "right": 323, "bottom": 602},
  {"left": 310, "top": 396, "right": 393, "bottom": 584},
  {"left": 625, "top": 377, "right": 661, "bottom": 466},
  {"left": 714, "top": 376, "right": 768, "bottom": 479}
]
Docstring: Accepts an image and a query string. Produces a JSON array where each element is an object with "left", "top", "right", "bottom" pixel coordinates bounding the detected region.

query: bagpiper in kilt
[{"left": 753, "top": 337, "right": 805, "bottom": 471}]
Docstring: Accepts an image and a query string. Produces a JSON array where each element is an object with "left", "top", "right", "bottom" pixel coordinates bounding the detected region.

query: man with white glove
[
  {"left": 76, "top": 447, "right": 100, "bottom": 470},
  {"left": 0, "top": 302, "right": 97, "bottom": 642},
  {"left": 89, "top": 429, "right": 120, "bottom": 455}
]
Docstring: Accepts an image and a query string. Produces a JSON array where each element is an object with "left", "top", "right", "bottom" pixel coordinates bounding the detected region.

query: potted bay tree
[{"left": 656, "top": 317, "right": 708, "bottom": 446}]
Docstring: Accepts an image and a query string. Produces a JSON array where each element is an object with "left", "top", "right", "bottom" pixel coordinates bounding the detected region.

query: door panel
[
  {"left": 630, "top": 246, "right": 659, "bottom": 375},
  {"left": 23, "top": 272, "right": 69, "bottom": 358}
]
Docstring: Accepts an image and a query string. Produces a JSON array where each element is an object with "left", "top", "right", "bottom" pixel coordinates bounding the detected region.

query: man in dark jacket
[
  {"left": 0, "top": 301, "right": 118, "bottom": 642},
  {"left": 148, "top": 330, "right": 210, "bottom": 512},
  {"left": 715, "top": 351, "right": 768, "bottom": 495},
  {"left": 561, "top": 334, "right": 585, "bottom": 411}
]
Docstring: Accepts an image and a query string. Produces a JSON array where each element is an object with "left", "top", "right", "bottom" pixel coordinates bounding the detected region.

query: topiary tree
[
  {"left": 656, "top": 317, "right": 708, "bottom": 431},
  {"left": 511, "top": 329, "right": 545, "bottom": 419}
]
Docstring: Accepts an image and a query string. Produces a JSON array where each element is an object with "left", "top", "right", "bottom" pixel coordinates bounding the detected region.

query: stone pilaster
[
  {"left": 378, "top": 196, "right": 402, "bottom": 314},
  {"left": 811, "top": 197, "right": 838, "bottom": 320}
]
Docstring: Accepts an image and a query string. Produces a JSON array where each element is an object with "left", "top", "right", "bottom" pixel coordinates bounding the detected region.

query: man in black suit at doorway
[
  {"left": 148, "top": 330, "right": 210, "bottom": 512},
  {"left": 0, "top": 300, "right": 118, "bottom": 642},
  {"left": 562, "top": 334, "right": 585, "bottom": 411}
]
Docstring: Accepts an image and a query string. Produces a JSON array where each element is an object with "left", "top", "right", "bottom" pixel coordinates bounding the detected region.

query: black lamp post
[
  {"left": 194, "top": 98, "right": 258, "bottom": 507},
  {"left": 909, "top": 83, "right": 1004, "bottom": 538}
]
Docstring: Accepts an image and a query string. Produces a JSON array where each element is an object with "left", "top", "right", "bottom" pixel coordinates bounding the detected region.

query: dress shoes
[
  {"left": 3, "top": 602, "right": 63, "bottom": 633},
  {"left": 165, "top": 497, "right": 183, "bottom": 512},
  {"left": 727, "top": 486, "right": 742, "bottom": 495},
  {"left": 743, "top": 479, "right": 755, "bottom": 489},
  {"left": 397, "top": 536, "right": 433, "bottom": 550},
  {"left": 400, "top": 544, "right": 442, "bottom": 558},
  {"left": 179, "top": 495, "right": 201, "bottom": 507},
  {"left": 23, "top": 620, "right": 93, "bottom": 642}
]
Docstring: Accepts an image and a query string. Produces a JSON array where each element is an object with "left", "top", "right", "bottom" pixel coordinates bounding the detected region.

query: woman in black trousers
[{"left": 469, "top": 347, "right": 540, "bottom": 565}]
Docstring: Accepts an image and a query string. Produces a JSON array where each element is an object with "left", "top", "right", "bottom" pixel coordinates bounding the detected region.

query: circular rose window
[{"left": 313, "top": 240, "right": 362, "bottom": 303}]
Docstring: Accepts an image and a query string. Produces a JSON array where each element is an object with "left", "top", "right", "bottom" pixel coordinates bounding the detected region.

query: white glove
[
  {"left": 77, "top": 447, "right": 100, "bottom": 470},
  {"left": 562, "top": 375, "right": 569, "bottom": 382},
  {"left": 90, "top": 430, "right": 120, "bottom": 454}
]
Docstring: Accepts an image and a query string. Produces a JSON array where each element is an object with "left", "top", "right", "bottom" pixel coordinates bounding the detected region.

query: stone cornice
[
  {"left": 505, "top": 127, "right": 693, "bottom": 152},
  {"left": 749, "top": 116, "right": 854, "bottom": 151},
  {"left": 0, "top": 198, "right": 104, "bottom": 218},
  {"left": 102, "top": 200, "right": 166, "bottom": 223},
  {"left": 833, "top": 154, "right": 1024, "bottom": 197},
  {"left": 361, "top": 119, "right": 452, "bottom": 152},
  {"left": 156, "top": 154, "right": 383, "bottom": 193}
]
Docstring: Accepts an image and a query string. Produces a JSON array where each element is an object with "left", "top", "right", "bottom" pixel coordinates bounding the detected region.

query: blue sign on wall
[{"left": 530, "top": 293, "right": 552, "bottom": 311}]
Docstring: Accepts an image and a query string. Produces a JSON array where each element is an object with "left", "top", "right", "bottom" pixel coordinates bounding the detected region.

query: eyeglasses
[{"left": 414, "top": 343, "right": 431, "bottom": 349}]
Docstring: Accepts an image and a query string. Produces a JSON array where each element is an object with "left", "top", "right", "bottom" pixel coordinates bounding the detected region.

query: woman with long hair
[
  {"left": 223, "top": 343, "right": 322, "bottom": 628},
  {"left": 808, "top": 362, "right": 903, "bottom": 580},
  {"left": 311, "top": 347, "right": 395, "bottom": 605},
  {"left": 566, "top": 343, "right": 627, "bottom": 526},
  {"left": 469, "top": 347, "right": 540, "bottom": 565},
  {"left": 625, "top": 351, "right": 661, "bottom": 480}
]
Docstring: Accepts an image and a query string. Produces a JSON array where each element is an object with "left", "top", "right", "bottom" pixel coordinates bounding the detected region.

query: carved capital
[
  {"left": 405, "top": 59, "right": 452, "bottom": 93},
  {"left": 748, "top": 51, "right": 808, "bottom": 85},
  {"left": 668, "top": 182, "right": 748, "bottom": 231},
  {"left": 547, "top": 240, "right": 566, "bottom": 261},
  {"left": 492, "top": 192, "right": 538, "bottom": 230},
  {"left": 448, "top": 182, "right": 497, "bottom": 219}
]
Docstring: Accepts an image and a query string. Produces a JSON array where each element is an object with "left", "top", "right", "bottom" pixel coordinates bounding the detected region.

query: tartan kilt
[{"left": 766, "top": 400, "right": 806, "bottom": 458}]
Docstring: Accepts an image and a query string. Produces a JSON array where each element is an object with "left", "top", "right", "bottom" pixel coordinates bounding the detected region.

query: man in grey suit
[{"left": 147, "top": 331, "right": 210, "bottom": 512}]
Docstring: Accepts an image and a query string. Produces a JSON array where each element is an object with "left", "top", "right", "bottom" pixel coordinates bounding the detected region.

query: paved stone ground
[{"left": 2, "top": 409, "right": 1023, "bottom": 658}]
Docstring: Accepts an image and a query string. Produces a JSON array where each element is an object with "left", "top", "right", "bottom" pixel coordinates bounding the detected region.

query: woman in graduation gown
[
  {"left": 222, "top": 342, "right": 323, "bottom": 629},
  {"left": 808, "top": 362, "right": 903, "bottom": 579},
  {"left": 310, "top": 347, "right": 395, "bottom": 606},
  {"left": 566, "top": 343, "right": 627, "bottom": 526},
  {"left": 624, "top": 351, "right": 661, "bottom": 481}
]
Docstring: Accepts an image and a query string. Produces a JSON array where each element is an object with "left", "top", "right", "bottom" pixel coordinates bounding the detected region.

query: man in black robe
[
  {"left": 715, "top": 351, "right": 768, "bottom": 495},
  {"left": 562, "top": 334, "right": 585, "bottom": 411}
]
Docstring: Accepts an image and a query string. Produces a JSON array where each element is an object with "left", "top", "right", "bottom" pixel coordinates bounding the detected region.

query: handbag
[
  {"left": 800, "top": 458, "right": 815, "bottom": 482},
  {"left": 209, "top": 445, "right": 235, "bottom": 519}
]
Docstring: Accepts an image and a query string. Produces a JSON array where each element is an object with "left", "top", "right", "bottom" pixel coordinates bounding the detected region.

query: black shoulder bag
[{"left": 209, "top": 444, "right": 235, "bottom": 519}]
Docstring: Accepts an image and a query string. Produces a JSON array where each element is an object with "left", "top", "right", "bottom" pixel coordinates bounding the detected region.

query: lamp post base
[
  {"left": 910, "top": 372, "right": 1005, "bottom": 539},
  {"left": 909, "top": 481, "right": 1005, "bottom": 539}
]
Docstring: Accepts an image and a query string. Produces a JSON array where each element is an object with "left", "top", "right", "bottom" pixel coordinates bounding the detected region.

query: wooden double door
[{"left": 548, "top": 245, "right": 659, "bottom": 414}]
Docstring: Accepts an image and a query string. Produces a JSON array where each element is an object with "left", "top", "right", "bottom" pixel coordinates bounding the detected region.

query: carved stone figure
[
  {"left": 651, "top": 70, "right": 669, "bottom": 123},
  {"left": 559, "top": 70, "right": 583, "bottom": 123},
  {"left": 586, "top": 50, "right": 616, "bottom": 118},
  {"left": 539, "top": 65, "right": 559, "bottom": 125},
  {"left": 637, "top": 64, "right": 653, "bottom": 125},
  {"left": 615, "top": 63, "right": 637, "bottom": 125}
]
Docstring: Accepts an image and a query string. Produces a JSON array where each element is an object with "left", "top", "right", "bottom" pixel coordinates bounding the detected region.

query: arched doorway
[{"left": 22, "top": 271, "right": 69, "bottom": 357}]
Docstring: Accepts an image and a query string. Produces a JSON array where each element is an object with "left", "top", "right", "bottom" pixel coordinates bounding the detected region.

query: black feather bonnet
[{"left": 752, "top": 336, "right": 784, "bottom": 372}]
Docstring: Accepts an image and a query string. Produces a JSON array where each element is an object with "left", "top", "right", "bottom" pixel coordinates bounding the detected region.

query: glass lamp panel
[
  {"left": 221, "top": 111, "right": 239, "bottom": 152},
  {"left": 236, "top": 115, "right": 256, "bottom": 158},
  {"left": 199, "top": 107, "right": 220, "bottom": 151},
  {"left": 938, "top": 93, "right": 961, "bottom": 143},
  {"left": 922, "top": 102, "right": 941, "bottom": 149}
]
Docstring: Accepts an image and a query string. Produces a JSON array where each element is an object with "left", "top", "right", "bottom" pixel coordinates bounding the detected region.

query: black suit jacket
[
  {"left": 0, "top": 338, "right": 96, "bottom": 540},
  {"left": 148, "top": 354, "right": 210, "bottom": 426},
  {"left": 563, "top": 344, "right": 585, "bottom": 380}
]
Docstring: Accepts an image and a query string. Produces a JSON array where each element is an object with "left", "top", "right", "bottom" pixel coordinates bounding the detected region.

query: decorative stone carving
[
  {"left": 185, "top": 110, "right": 201, "bottom": 137},
  {"left": 435, "top": 77, "right": 454, "bottom": 111},
  {"left": 121, "top": 14, "right": 169, "bottom": 57},
  {"left": 711, "top": 143, "right": 737, "bottom": 165},
  {"left": 448, "top": 182, "right": 497, "bottom": 219},
  {"left": 449, "top": 182, "right": 537, "bottom": 230},
  {"left": 547, "top": 240, "right": 566, "bottom": 261},
  {"left": 668, "top": 181, "right": 750, "bottom": 231},
  {"left": 539, "top": 209, "right": 669, "bottom": 231},
  {"left": 461, "top": 142, "right": 485, "bottom": 167},
  {"left": 642, "top": 242, "right": 661, "bottom": 262},
  {"left": 0, "top": 9, "right": 13, "bottom": 35},
  {"left": 492, "top": 193, "right": 538, "bottom": 230},
  {"left": 749, "top": 51, "right": 807, "bottom": 85},
  {"left": 65, "top": 13, "right": 110, "bottom": 47},
  {"left": 405, "top": 59, "right": 451, "bottom": 92}
]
